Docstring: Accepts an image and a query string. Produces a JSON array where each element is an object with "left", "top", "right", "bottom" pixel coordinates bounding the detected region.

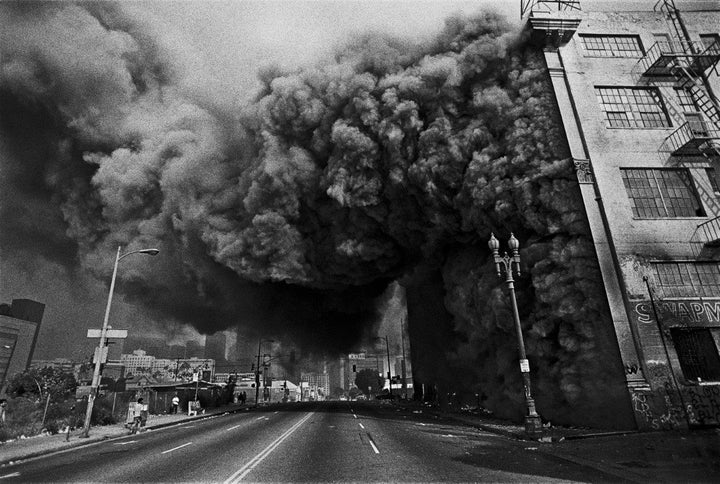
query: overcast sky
[{"left": 124, "top": 0, "right": 521, "bottom": 102}]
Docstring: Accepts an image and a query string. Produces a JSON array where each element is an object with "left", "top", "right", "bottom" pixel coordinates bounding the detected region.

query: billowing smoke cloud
[{"left": 1, "top": 3, "right": 631, "bottom": 427}]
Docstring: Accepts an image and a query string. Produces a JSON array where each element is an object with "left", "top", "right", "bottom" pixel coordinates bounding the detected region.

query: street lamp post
[
  {"left": 255, "top": 339, "right": 274, "bottom": 407},
  {"left": 80, "top": 245, "right": 159, "bottom": 438},
  {"left": 488, "top": 233, "right": 543, "bottom": 435}
]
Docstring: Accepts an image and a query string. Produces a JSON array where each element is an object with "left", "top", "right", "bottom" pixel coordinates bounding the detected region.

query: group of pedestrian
[
  {"left": 126, "top": 397, "right": 148, "bottom": 434},
  {"left": 239, "top": 391, "right": 247, "bottom": 405}
]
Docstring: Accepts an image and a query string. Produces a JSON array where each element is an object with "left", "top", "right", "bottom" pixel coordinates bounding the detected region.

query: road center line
[
  {"left": 227, "top": 424, "right": 242, "bottom": 431},
  {"left": 161, "top": 442, "right": 193, "bottom": 454},
  {"left": 366, "top": 433, "right": 380, "bottom": 454},
  {"left": 224, "top": 412, "right": 313, "bottom": 484},
  {"left": 358, "top": 423, "right": 365, "bottom": 429}
]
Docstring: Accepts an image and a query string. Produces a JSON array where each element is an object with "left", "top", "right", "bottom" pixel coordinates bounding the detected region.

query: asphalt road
[{"left": 0, "top": 401, "right": 616, "bottom": 482}]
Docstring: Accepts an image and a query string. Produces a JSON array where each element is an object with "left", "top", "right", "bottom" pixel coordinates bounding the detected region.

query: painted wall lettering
[{"left": 633, "top": 299, "right": 720, "bottom": 326}]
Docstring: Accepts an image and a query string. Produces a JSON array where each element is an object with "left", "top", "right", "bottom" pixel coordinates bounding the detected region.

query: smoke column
[{"left": 0, "top": 3, "right": 631, "bottom": 427}]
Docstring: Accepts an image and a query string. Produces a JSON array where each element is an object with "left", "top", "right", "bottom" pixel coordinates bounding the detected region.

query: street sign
[
  {"left": 519, "top": 359, "right": 530, "bottom": 373},
  {"left": 348, "top": 353, "right": 366, "bottom": 360},
  {"left": 86, "top": 329, "right": 128, "bottom": 339}
]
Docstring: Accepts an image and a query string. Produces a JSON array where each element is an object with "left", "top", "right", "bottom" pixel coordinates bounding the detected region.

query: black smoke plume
[{"left": 0, "top": 3, "right": 631, "bottom": 427}]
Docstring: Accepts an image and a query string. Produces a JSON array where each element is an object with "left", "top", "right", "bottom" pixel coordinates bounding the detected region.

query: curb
[{"left": 0, "top": 405, "right": 247, "bottom": 468}]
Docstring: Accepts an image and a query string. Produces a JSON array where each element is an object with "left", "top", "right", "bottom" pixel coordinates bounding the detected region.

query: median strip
[
  {"left": 224, "top": 412, "right": 313, "bottom": 483},
  {"left": 161, "top": 442, "right": 193, "bottom": 454}
]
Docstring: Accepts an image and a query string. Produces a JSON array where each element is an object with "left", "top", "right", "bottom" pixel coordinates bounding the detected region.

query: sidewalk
[
  {"left": 0, "top": 404, "right": 247, "bottom": 468},
  {"left": 417, "top": 405, "right": 720, "bottom": 483}
]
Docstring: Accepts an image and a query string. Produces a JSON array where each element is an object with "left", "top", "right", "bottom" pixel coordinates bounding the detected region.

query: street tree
[
  {"left": 7, "top": 367, "right": 77, "bottom": 401},
  {"left": 354, "top": 369, "right": 382, "bottom": 396}
]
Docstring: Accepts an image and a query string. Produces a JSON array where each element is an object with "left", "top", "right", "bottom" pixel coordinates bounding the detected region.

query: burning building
[{"left": 518, "top": 0, "right": 720, "bottom": 430}]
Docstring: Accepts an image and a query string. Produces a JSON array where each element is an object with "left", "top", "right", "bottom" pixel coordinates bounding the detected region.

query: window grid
[
  {"left": 700, "top": 34, "right": 720, "bottom": 53},
  {"left": 675, "top": 88, "right": 698, "bottom": 113},
  {"left": 670, "top": 328, "right": 720, "bottom": 382},
  {"left": 654, "top": 262, "right": 720, "bottom": 297},
  {"left": 596, "top": 87, "right": 670, "bottom": 128},
  {"left": 706, "top": 168, "right": 720, "bottom": 195},
  {"left": 580, "top": 34, "right": 644, "bottom": 57},
  {"left": 621, "top": 168, "right": 703, "bottom": 218}
]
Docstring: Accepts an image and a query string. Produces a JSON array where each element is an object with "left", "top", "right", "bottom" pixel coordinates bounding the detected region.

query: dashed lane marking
[
  {"left": 114, "top": 440, "right": 137, "bottom": 445},
  {"left": 0, "top": 473, "right": 20, "bottom": 479},
  {"left": 358, "top": 423, "right": 365, "bottom": 429},
  {"left": 161, "top": 442, "right": 193, "bottom": 454},
  {"left": 366, "top": 433, "right": 380, "bottom": 454},
  {"left": 227, "top": 424, "right": 242, "bottom": 431}
]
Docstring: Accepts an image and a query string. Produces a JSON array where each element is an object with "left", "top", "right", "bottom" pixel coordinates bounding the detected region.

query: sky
[{"left": 0, "top": 0, "right": 521, "bottom": 362}]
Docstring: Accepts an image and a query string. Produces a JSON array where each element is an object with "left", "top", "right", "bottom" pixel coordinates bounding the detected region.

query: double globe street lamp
[
  {"left": 80, "top": 246, "right": 159, "bottom": 438},
  {"left": 488, "top": 233, "right": 543, "bottom": 435}
]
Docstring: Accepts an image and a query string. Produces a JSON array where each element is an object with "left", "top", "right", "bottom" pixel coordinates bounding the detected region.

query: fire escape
[
  {"left": 521, "top": 0, "right": 582, "bottom": 45},
  {"left": 631, "top": 0, "right": 720, "bottom": 257}
]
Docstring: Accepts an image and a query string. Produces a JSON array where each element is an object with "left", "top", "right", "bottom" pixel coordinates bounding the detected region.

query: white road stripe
[
  {"left": 161, "top": 442, "right": 193, "bottom": 454},
  {"left": 180, "top": 425, "right": 195, "bottom": 428},
  {"left": 0, "top": 472, "right": 20, "bottom": 479},
  {"left": 353, "top": 413, "right": 357, "bottom": 419},
  {"left": 227, "top": 424, "right": 242, "bottom": 431},
  {"left": 368, "top": 439, "right": 380, "bottom": 454},
  {"left": 224, "top": 412, "right": 313, "bottom": 483},
  {"left": 358, "top": 423, "right": 365, "bottom": 429},
  {"left": 114, "top": 440, "right": 137, "bottom": 445},
  {"left": 256, "top": 416, "right": 265, "bottom": 420}
]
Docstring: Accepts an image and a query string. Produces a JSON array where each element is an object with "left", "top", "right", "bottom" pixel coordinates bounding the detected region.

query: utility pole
[{"left": 401, "top": 318, "right": 407, "bottom": 399}]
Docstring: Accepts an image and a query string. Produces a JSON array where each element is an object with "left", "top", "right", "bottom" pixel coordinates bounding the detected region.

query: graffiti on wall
[
  {"left": 630, "top": 386, "right": 683, "bottom": 431},
  {"left": 686, "top": 385, "right": 720, "bottom": 426}
]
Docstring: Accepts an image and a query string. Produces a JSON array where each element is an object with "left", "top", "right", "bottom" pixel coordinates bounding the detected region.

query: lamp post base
[{"left": 524, "top": 414, "right": 543, "bottom": 435}]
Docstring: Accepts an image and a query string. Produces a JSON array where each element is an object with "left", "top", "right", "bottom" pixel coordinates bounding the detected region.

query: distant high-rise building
[
  {"left": 185, "top": 340, "right": 204, "bottom": 358},
  {"left": 205, "top": 332, "right": 228, "bottom": 363}
]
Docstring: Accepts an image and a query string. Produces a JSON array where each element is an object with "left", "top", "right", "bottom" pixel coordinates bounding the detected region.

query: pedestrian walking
[
  {"left": 64, "top": 404, "right": 77, "bottom": 441},
  {"left": 171, "top": 394, "right": 180, "bottom": 414},
  {"left": 127, "top": 397, "right": 147, "bottom": 434},
  {"left": 0, "top": 399, "right": 7, "bottom": 425}
]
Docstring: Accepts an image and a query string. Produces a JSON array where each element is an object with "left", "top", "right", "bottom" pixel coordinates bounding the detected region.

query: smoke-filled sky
[{"left": 0, "top": 1, "right": 519, "bottom": 361}]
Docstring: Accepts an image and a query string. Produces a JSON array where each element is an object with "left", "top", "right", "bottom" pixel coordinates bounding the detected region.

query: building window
[
  {"left": 580, "top": 34, "right": 645, "bottom": 57},
  {"left": 670, "top": 328, "right": 720, "bottom": 382},
  {"left": 700, "top": 34, "right": 720, "bottom": 53},
  {"left": 596, "top": 87, "right": 670, "bottom": 128},
  {"left": 621, "top": 168, "right": 704, "bottom": 218},
  {"left": 654, "top": 262, "right": 720, "bottom": 297},
  {"left": 706, "top": 168, "right": 720, "bottom": 196}
]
